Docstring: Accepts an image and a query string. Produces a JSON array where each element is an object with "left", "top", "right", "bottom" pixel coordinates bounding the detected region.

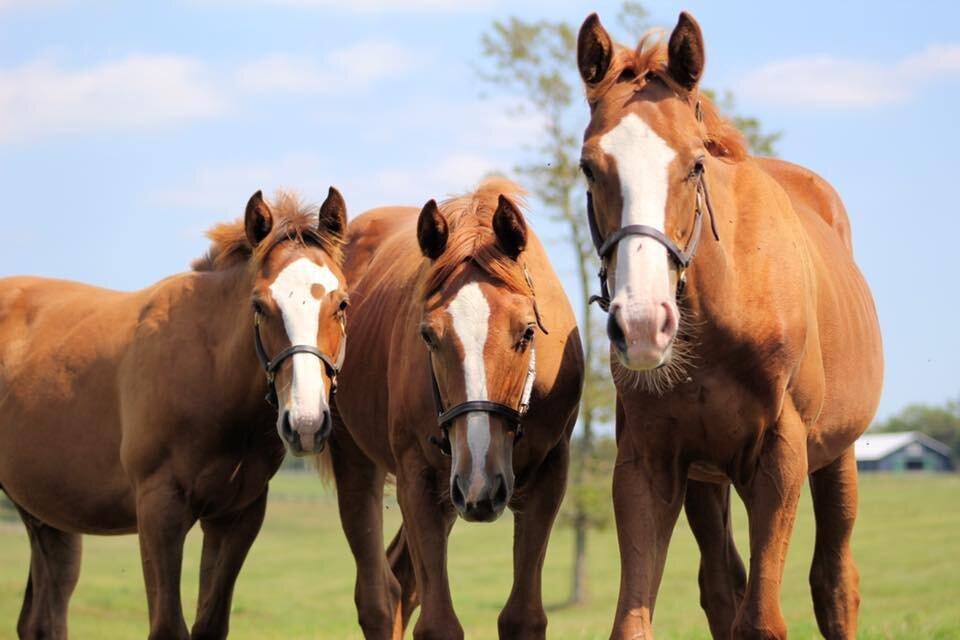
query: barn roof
[{"left": 854, "top": 431, "right": 953, "bottom": 461}]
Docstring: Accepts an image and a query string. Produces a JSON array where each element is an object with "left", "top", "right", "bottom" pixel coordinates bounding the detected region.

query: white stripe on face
[
  {"left": 599, "top": 112, "right": 677, "bottom": 309},
  {"left": 269, "top": 257, "right": 340, "bottom": 419},
  {"left": 446, "top": 282, "right": 491, "bottom": 484}
]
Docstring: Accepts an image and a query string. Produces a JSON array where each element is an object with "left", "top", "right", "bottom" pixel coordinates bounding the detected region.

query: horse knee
[
  {"left": 733, "top": 604, "right": 787, "bottom": 640},
  {"left": 498, "top": 608, "right": 547, "bottom": 640}
]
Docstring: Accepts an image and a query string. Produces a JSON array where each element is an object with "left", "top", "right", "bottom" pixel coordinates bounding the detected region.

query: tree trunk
[{"left": 569, "top": 511, "right": 589, "bottom": 604}]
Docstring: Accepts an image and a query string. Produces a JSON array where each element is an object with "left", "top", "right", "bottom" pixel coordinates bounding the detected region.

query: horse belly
[{"left": 0, "top": 373, "right": 136, "bottom": 533}]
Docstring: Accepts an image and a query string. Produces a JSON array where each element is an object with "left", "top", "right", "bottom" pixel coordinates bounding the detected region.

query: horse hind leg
[
  {"left": 14, "top": 505, "right": 82, "bottom": 640},
  {"left": 809, "top": 447, "right": 860, "bottom": 640},
  {"left": 685, "top": 479, "right": 746, "bottom": 639}
]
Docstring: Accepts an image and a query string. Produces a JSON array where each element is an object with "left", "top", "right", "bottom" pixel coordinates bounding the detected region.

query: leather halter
[
  {"left": 253, "top": 312, "right": 341, "bottom": 408},
  {"left": 587, "top": 167, "right": 720, "bottom": 312},
  {"left": 427, "top": 263, "right": 546, "bottom": 456}
]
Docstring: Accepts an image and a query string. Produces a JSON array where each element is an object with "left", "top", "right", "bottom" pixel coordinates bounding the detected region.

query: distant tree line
[{"left": 872, "top": 395, "right": 960, "bottom": 463}]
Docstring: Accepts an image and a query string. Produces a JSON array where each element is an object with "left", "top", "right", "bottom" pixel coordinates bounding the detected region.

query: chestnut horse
[
  {"left": 0, "top": 188, "right": 349, "bottom": 639},
  {"left": 577, "top": 13, "right": 883, "bottom": 640},
  {"left": 327, "top": 179, "right": 583, "bottom": 639}
]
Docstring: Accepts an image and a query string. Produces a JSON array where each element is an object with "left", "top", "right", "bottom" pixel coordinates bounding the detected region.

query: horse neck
[
  {"left": 192, "top": 265, "right": 266, "bottom": 405},
  {"left": 686, "top": 158, "right": 792, "bottom": 326}
]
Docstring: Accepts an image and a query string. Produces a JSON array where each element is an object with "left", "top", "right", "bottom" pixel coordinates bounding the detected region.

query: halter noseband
[
  {"left": 427, "top": 263, "right": 546, "bottom": 456},
  {"left": 253, "top": 311, "right": 341, "bottom": 408},
  {"left": 587, "top": 164, "right": 719, "bottom": 312}
]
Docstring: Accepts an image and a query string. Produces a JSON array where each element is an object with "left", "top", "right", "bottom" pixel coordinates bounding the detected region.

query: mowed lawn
[{"left": 1, "top": 473, "right": 958, "bottom": 639}]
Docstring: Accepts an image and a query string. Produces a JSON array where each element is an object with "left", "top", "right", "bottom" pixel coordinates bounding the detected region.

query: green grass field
[{"left": 2, "top": 472, "right": 958, "bottom": 639}]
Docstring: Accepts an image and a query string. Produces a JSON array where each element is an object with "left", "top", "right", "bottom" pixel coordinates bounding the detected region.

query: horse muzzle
[
  {"left": 278, "top": 408, "right": 332, "bottom": 456},
  {"left": 607, "top": 299, "right": 678, "bottom": 370},
  {"left": 450, "top": 471, "right": 511, "bottom": 523}
]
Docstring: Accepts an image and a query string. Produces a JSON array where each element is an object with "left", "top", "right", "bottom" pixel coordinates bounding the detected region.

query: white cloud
[
  {"left": 194, "top": 0, "right": 494, "bottom": 12},
  {"left": 360, "top": 152, "right": 502, "bottom": 207},
  {"left": 739, "top": 43, "right": 960, "bottom": 109},
  {"left": 149, "top": 152, "right": 332, "bottom": 225},
  {"left": 235, "top": 41, "right": 418, "bottom": 94},
  {"left": 150, "top": 150, "right": 504, "bottom": 232},
  {"left": 0, "top": 54, "right": 222, "bottom": 143},
  {"left": 0, "top": 0, "right": 71, "bottom": 10}
]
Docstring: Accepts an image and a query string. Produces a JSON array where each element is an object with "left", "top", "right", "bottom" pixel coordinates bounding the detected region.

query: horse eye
[
  {"left": 420, "top": 327, "right": 436, "bottom": 349},
  {"left": 252, "top": 300, "right": 265, "bottom": 315},
  {"left": 689, "top": 157, "right": 705, "bottom": 179},
  {"left": 522, "top": 325, "right": 536, "bottom": 343},
  {"left": 580, "top": 160, "right": 595, "bottom": 183},
  {"left": 338, "top": 298, "right": 349, "bottom": 312}
]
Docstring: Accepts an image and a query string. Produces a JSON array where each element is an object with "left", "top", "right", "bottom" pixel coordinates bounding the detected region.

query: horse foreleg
[
  {"left": 732, "top": 402, "right": 808, "bottom": 640},
  {"left": 498, "top": 438, "right": 569, "bottom": 640},
  {"left": 809, "top": 447, "right": 860, "bottom": 640},
  {"left": 609, "top": 412, "right": 687, "bottom": 639},
  {"left": 136, "top": 473, "right": 194, "bottom": 640},
  {"left": 386, "top": 524, "right": 418, "bottom": 631},
  {"left": 190, "top": 490, "right": 268, "bottom": 640},
  {"left": 14, "top": 505, "right": 81, "bottom": 640},
  {"left": 395, "top": 451, "right": 460, "bottom": 640},
  {"left": 685, "top": 479, "right": 746, "bottom": 639},
  {"left": 332, "top": 427, "right": 401, "bottom": 640}
]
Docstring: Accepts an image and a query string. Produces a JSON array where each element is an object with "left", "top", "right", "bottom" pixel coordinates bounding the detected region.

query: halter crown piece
[
  {"left": 427, "top": 261, "right": 547, "bottom": 456},
  {"left": 587, "top": 99, "right": 720, "bottom": 312},
  {"left": 253, "top": 312, "right": 341, "bottom": 408}
]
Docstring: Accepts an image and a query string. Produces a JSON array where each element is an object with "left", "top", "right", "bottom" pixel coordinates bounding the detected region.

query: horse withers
[
  {"left": 0, "top": 188, "right": 349, "bottom": 639},
  {"left": 577, "top": 12, "right": 883, "bottom": 640},
  {"left": 327, "top": 179, "right": 583, "bottom": 639}
]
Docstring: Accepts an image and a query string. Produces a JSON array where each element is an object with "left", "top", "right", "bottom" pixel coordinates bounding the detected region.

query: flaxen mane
[
  {"left": 422, "top": 178, "right": 530, "bottom": 299},
  {"left": 586, "top": 32, "right": 748, "bottom": 162},
  {"left": 192, "top": 191, "right": 344, "bottom": 272}
]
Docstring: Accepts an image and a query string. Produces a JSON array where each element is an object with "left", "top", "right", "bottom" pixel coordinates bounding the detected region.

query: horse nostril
[
  {"left": 280, "top": 411, "right": 295, "bottom": 445},
  {"left": 491, "top": 474, "right": 508, "bottom": 511},
  {"left": 451, "top": 475, "right": 466, "bottom": 511},
  {"left": 318, "top": 410, "right": 333, "bottom": 441},
  {"left": 607, "top": 311, "right": 627, "bottom": 353}
]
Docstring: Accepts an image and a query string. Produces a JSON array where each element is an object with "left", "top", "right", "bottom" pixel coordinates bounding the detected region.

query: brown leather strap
[
  {"left": 587, "top": 170, "right": 719, "bottom": 311},
  {"left": 254, "top": 312, "right": 340, "bottom": 407}
]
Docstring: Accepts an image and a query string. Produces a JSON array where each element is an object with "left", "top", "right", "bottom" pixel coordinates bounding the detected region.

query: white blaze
[
  {"left": 269, "top": 257, "right": 340, "bottom": 420},
  {"left": 599, "top": 112, "right": 677, "bottom": 312},
  {"left": 447, "top": 281, "right": 491, "bottom": 485}
]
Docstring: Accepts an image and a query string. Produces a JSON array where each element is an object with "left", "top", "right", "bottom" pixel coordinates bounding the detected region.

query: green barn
[{"left": 855, "top": 431, "right": 955, "bottom": 472}]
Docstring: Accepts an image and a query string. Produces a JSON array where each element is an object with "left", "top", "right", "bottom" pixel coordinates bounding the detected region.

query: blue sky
[{"left": 1, "top": 0, "right": 958, "bottom": 421}]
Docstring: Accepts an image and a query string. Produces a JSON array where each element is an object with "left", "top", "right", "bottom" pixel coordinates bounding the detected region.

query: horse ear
[
  {"left": 667, "top": 11, "right": 705, "bottom": 91},
  {"left": 244, "top": 190, "right": 272, "bottom": 247},
  {"left": 492, "top": 194, "right": 527, "bottom": 260},
  {"left": 318, "top": 186, "right": 347, "bottom": 241},
  {"left": 417, "top": 199, "right": 448, "bottom": 260},
  {"left": 578, "top": 13, "right": 614, "bottom": 85}
]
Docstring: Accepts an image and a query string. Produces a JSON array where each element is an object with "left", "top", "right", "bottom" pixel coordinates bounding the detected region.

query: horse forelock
[
  {"left": 191, "top": 190, "right": 344, "bottom": 273},
  {"left": 421, "top": 179, "right": 530, "bottom": 302},
  {"left": 585, "top": 31, "right": 747, "bottom": 162}
]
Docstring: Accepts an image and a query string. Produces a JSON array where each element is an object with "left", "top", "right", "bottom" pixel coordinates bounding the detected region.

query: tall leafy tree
[{"left": 478, "top": 3, "right": 779, "bottom": 604}]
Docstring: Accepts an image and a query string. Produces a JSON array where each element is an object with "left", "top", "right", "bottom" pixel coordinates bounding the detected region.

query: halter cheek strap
[
  {"left": 426, "top": 347, "right": 537, "bottom": 457},
  {"left": 587, "top": 169, "right": 719, "bottom": 312},
  {"left": 427, "top": 262, "right": 545, "bottom": 456},
  {"left": 253, "top": 312, "right": 341, "bottom": 408}
]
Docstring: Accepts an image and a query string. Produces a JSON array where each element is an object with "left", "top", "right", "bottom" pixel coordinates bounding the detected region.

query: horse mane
[
  {"left": 586, "top": 31, "right": 748, "bottom": 162},
  {"left": 421, "top": 178, "right": 531, "bottom": 299},
  {"left": 191, "top": 190, "right": 344, "bottom": 272}
]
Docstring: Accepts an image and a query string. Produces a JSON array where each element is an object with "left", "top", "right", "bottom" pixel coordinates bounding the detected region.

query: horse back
[{"left": 0, "top": 276, "right": 142, "bottom": 532}]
